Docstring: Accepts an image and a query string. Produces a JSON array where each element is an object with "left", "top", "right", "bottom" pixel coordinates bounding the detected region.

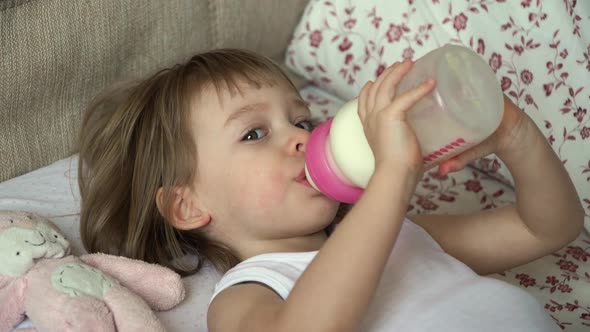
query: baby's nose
[
  {"left": 290, "top": 128, "right": 309, "bottom": 154},
  {"left": 296, "top": 142, "right": 306, "bottom": 153}
]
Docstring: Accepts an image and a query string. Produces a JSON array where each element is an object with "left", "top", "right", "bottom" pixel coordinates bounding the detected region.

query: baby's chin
[{"left": 306, "top": 202, "right": 341, "bottom": 226}]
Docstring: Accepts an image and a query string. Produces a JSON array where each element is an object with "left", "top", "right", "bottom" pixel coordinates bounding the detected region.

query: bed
[
  {"left": 2, "top": 83, "right": 589, "bottom": 331},
  {"left": 2, "top": 0, "right": 589, "bottom": 331}
]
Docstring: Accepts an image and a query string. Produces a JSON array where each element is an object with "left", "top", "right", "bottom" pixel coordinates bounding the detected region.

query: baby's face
[{"left": 190, "top": 81, "right": 339, "bottom": 248}]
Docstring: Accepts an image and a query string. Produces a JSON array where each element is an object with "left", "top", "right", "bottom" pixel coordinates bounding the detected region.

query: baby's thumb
[
  {"left": 438, "top": 143, "right": 490, "bottom": 176},
  {"left": 438, "top": 157, "right": 464, "bottom": 176}
]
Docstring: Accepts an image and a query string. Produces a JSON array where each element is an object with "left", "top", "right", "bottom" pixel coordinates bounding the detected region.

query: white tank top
[{"left": 210, "top": 218, "right": 558, "bottom": 331}]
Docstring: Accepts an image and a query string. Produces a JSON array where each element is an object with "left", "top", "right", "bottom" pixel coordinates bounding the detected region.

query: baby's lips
[{"left": 295, "top": 169, "right": 307, "bottom": 183}]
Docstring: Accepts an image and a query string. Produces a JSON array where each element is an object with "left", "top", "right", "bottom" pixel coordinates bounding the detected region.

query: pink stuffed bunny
[{"left": 0, "top": 211, "right": 185, "bottom": 332}]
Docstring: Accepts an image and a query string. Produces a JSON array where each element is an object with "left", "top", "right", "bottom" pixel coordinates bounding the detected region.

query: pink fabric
[
  {"left": 0, "top": 277, "right": 26, "bottom": 332},
  {"left": 104, "top": 285, "right": 164, "bottom": 332},
  {"left": 80, "top": 254, "right": 185, "bottom": 311},
  {"left": 0, "top": 213, "right": 184, "bottom": 332},
  {"left": 301, "top": 84, "right": 590, "bottom": 331},
  {"left": 286, "top": 0, "right": 590, "bottom": 233},
  {"left": 23, "top": 257, "right": 119, "bottom": 332}
]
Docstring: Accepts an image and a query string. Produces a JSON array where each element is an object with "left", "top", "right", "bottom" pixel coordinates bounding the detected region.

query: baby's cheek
[{"left": 237, "top": 171, "right": 287, "bottom": 212}]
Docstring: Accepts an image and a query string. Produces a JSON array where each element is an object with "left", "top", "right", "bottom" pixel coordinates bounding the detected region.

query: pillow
[{"left": 286, "top": 0, "right": 590, "bottom": 232}]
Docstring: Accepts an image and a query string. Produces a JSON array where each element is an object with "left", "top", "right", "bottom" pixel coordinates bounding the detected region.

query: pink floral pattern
[
  {"left": 301, "top": 80, "right": 590, "bottom": 330},
  {"left": 286, "top": 0, "right": 590, "bottom": 236}
]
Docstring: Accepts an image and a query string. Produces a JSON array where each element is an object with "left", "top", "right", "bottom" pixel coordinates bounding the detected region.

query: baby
[{"left": 78, "top": 49, "right": 584, "bottom": 331}]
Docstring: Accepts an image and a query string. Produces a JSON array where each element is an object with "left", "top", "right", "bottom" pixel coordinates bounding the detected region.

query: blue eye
[
  {"left": 242, "top": 128, "right": 267, "bottom": 141},
  {"left": 296, "top": 120, "right": 314, "bottom": 131}
]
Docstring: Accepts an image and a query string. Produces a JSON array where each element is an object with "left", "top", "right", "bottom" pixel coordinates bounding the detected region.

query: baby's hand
[
  {"left": 438, "top": 96, "right": 536, "bottom": 175},
  {"left": 357, "top": 59, "right": 436, "bottom": 176}
]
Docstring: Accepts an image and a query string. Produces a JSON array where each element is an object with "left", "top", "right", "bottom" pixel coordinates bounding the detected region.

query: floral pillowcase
[{"left": 285, "top": 0, "right": 590, "bottom": 231}]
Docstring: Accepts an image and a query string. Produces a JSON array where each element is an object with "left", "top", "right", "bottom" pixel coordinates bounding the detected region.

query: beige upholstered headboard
[{"left": 0, "top": 0, "right": 308, "bottom": 182}]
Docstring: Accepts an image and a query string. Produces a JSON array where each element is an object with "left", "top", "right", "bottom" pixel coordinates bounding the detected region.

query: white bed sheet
[{"left": 0, "top": 155, "right": 220, "bottom": 331}]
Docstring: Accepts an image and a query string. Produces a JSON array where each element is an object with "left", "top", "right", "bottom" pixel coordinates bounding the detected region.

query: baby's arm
[
  {"left": 209, "top": 60, "right": 433, "bottom": 332},
  {"left": 410, "top": 97, "right": 584, "bottom": 275},
  {"left": 209, "top": 168, "right": 416, "bottom": 332}
]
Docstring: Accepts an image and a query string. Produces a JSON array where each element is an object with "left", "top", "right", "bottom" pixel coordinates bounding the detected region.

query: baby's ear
[{"left": 156, "top": 187, "right": 211, "bottom": 231}]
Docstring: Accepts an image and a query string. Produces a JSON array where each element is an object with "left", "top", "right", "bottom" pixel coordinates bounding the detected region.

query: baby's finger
[
  {"left": 438, "top": 135, "right": 497, "bottom": 176},
  {"left": 366, "top": 61, "right": 400, "bottom": 113},
  {"left": 357, "top": 80, "right": 373, "bottom": 123},
  {"left": 386, "top": 79, "right": 436, "bottom": 120},
  {"left": 373, "top": 59, "right": 413, "bottom": 112}
]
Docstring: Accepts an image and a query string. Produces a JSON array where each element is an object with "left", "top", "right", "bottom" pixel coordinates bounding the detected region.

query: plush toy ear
[
  {"left": 156, "top": 187, "right": 211, "bottom": 231},
  {"left": 0, "top": 211, "right": 71, "bottom": 277},
  {"left": 0, "top": 210, "right": 36, "bottom": 231},
  {"left": 0, "top": 277, "right": 27, "bottom": 330}
]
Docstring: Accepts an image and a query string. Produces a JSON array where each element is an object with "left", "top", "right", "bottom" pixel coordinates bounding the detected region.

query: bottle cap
[{"left": 305, "top": 118, "right": 363, "bottom": 203}]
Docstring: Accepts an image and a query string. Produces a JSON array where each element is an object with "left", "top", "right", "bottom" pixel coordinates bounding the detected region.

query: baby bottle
[{"left": 304, "top": 44, "right": 504, "bottom": 203}]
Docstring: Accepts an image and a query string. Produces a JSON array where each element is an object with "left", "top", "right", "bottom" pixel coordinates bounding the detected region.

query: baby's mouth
[{"left": 295, "top": 169, "right": 311, "bottom": 187}]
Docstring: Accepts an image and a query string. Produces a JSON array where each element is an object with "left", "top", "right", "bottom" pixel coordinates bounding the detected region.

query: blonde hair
[{"left": 78, "top": 49, "right": 302, "bottom": 275}]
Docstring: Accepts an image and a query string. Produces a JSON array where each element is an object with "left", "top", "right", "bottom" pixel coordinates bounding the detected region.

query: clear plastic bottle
[{"left": 304, "top": 44, "right": 504, "bottom": 203}]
